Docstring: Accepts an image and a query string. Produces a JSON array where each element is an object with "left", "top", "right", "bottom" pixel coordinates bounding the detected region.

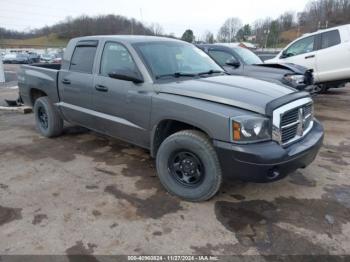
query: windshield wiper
[
  {"left": 156, "top": 72, "right": 197, "bottom": 79},
  {"left": 197, "top": 69, "right": 225, "bottom": 76}
]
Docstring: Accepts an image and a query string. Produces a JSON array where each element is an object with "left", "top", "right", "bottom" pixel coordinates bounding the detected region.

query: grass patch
[{"left": 0, "top": 33, "right": 68, "bottom": 48}]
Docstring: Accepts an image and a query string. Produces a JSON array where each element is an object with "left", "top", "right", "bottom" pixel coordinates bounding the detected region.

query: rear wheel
[
  {"left": 156, "top": 130, "right": 222, "bottom": 202},
  {"left": 315, "top": 84, "right": 330, "bottom": 94},
  {"left": 34, "top": 96, "right": 63, "bottom": 137}
]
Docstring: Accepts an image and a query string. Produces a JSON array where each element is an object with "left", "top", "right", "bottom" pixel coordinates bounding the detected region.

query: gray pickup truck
[{"left": 18, "top": 36, "right": 324, "bottom": 201}]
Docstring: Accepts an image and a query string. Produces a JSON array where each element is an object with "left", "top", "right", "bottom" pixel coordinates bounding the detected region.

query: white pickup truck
[{"left": 266, "top": 24, "right": 350, "bottom": 92}]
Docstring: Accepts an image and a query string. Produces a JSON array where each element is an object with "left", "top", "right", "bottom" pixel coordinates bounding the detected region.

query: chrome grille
[
  {"left": 281, "top": 108, "right": 299, "bottom": 126},
  {"left": 281, "top": 124, "right": 298, "bottom": 144},
  {"left": 272, "top": 98, "right": 314, "bottom": 146}
]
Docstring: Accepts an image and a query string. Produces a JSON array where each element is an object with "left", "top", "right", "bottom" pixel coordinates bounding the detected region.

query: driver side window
[
  {"left": 100, "top": 42, "right": 137, "bottom": 77},
  {"left": 208, "top": 50, "right": 236, "bottom": 66},
  {"left": 283, "top": 35, "right": 315, "bottom": 58}
]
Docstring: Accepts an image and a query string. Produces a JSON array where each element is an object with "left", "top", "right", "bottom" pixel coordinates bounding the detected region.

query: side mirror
[
  {"left": 225, "top": 58, "right": 240, "bottom": 68},
  {"left": 108, "top": 68, "right": 143, "bottom": 83},
  {"left": 281, "top": 51, "right": 293, "bottom": 59}
]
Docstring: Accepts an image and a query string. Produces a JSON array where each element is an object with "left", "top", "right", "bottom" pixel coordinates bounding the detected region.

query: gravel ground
[{"left": 0, "top": 67, "right": 349, "bottom": 257}]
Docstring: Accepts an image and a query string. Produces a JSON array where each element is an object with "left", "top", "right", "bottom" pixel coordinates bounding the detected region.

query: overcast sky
[{"left": 0, "top": 0, "right": 309, "bottom": 37}]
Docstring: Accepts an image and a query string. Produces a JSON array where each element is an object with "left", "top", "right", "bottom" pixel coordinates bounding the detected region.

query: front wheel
[
  {"left": 156, "top": 130, "right": 222, "bottom": 202},
  {"left": 34, "top": 96, "right": 63, "bottom": 137}
]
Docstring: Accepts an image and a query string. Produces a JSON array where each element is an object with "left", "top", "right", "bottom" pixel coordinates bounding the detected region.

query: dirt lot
[{"left": 0, "top": 67, "right": 350, "bottom": 256}]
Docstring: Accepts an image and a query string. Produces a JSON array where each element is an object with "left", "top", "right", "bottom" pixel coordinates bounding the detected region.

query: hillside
[
  {"left": 0, "top": 14, "right": 153, "bottom": 49},
  {"left": 0, "top": 33, "right": 68, "bottom": 48}
]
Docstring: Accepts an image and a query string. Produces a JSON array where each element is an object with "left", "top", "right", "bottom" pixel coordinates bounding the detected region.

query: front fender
[{"left": 150, "top": 93, "right": 252, "bottom": 156}]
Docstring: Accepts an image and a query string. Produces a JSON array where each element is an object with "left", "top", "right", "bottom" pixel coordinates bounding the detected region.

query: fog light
[{"left": 267, "top": 168, "right": 280, "bottom": 180}]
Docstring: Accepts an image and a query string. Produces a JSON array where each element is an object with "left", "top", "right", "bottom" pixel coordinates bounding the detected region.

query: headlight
[
  {"left": 284, "top": 74, "right": 305, "bottom": 87},
  {"left": 231, "top": 116, "right": 271, "bottom": 143}
]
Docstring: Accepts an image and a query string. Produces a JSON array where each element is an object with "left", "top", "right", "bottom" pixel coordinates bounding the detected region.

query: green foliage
[
  {"left": 181, "top": 29, "right": 195, "bottom": 43},
  {"left": 236, "top": 24, "right": 252, "bottom": 41}
]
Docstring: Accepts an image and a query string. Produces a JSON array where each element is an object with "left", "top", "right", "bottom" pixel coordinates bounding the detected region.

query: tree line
[
  {"left": 0, "top": 14, "right": 167, "bottom": 40},
  {"left": 184, "top": 0, "right": 350, "bottom": 47}
]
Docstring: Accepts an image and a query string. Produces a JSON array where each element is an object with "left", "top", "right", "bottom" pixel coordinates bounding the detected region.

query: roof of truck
[
  {"left": 302, "top": 24, "right": 350, "bottom": 37},
  {"left": 72, "top": 35, "right": 183, "bottom": 44}
]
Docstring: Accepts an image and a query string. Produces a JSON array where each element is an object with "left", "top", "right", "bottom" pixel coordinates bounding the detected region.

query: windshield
[
  {"left": 42, "top": 54, "right": 53, "bottom": 58},
  {"left": 134, "top": 41, "right": 223, "bottom": 78},
  {"left": 234, "top": 47, "right": 263, "bottom": 65}
]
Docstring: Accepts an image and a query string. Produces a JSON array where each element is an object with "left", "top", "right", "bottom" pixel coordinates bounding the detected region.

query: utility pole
[
  {"left": 0, "top": 33, "right": 5, "bottom": 83},
  {"left": 0, "top": 59, "right": 5, "bottom": 84},
  {"left": 264, "top": 29, "right": 270, "bottom": 49}
]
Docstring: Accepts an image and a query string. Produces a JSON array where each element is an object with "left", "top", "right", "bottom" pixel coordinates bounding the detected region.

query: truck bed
[{"left": 18, "top": 63, "right": 61, "bottom": 107}]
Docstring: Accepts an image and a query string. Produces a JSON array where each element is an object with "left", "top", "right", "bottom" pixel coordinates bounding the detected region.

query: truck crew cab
[{"left": 18, "top": 36, "right": 324, "bottom": 201}]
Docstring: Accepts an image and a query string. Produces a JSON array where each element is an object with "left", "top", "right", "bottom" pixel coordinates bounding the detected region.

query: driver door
[
  {"left": 280, "top": 35, "right": 318, "bottom": 81},
  {"left": 208, "top": 48, "right": 243, "bottom": 75},
  {"left": 92, "top": 41, "right": 152, "bottom": 148}
]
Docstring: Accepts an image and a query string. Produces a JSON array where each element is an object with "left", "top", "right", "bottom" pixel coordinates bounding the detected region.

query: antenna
[{"left": 140, "top": 8, "right": 143, "bottom": 22}]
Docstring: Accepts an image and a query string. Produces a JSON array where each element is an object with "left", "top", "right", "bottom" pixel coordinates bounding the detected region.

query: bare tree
[
  {"left": 217, "top": 17, "right": 242, "bottom": 42},
  {"left": 279, "top": 11, "right": 296, "bottom": 31},
  {"left": 203, "top": 30, "right": 215, "bottom": 43},
  {"left": 150, "top": 23, "right": 164, "bottom": 36}
]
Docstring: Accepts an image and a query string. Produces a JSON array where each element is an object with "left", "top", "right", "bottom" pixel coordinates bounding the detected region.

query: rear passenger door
[
  {"left": 92, "top": 41, "right": 152, "bottom": 148},
  {"left": 315, "top": 29, "right": 344, "bottom": 82},
  {"left": 58, "top": 40, "right": 98, "bottom": 128}
]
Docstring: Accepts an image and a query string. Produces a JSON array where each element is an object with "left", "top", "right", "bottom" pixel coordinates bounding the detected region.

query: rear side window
[
  {"left": 321, "top": 30, "right": 341, "bottom": 49},
  {"left": 70, "top": 46, "right": 97, "bottom": 73}
]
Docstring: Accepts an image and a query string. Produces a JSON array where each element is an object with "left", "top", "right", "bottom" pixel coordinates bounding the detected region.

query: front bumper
[{"left": 214, "top": 120, "right": 324, "bottom": 182}]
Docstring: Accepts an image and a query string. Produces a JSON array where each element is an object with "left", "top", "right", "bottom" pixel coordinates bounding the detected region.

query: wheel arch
[
  {"left": 30, "top": 88, "right": 48, "bottom": 106},
  {"left": 150, "top": 118, "right": 213, "bottom": 158}
]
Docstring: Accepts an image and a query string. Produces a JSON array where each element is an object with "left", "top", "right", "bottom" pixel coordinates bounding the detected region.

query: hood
[
  {"left": 245, "top": 64, "right": 297, "bottom": 76},
  {"left": 253, "top": 63, "right": 308, "bottom": 74},
  {"left": 157, "top": 75, "right": 296, "bottom": 115}
]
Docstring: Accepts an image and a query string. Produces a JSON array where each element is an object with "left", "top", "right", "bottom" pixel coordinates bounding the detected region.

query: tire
[
  {"left": 156, "top": 130, "right": 222, "bottom": 202},
  {"left": 315, "top": 84, "right": 330, "bottom": 94},
  {"left": 34, "top": 96, "right": 63, "bottom": 137}
]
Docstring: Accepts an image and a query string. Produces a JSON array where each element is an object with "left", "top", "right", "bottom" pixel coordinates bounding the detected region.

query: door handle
[
  {"left": 305, "top": 55, "right": 315, "bottom": 59},
  {"left": 95, "top": 85, "right": 108, "bottom": 92},
  {"left": 61, "top": 79, "right": 71, "bottom": 85}
]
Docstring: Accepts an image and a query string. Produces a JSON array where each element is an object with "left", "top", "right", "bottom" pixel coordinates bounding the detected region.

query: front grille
[
  {"left": 272, "top": 98, "right": 314, "bottom": 146},
  {"left": 281, "top": 108, "right": 299, "bottom": 126},
  {"left": 303, "top": 103, "right": 313, "bottom": 117},
  {"left": 281, "top": 124, "right": 298, "bottom": 144}
]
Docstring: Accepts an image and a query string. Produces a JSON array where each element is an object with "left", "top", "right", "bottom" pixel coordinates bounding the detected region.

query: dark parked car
[
  {"left": 197, "top": 44, "right": 314, "bottom": 91},
  {"left": 18, "top": 36, "right": 323, "bottom": 201},
  {"left": 27, "top": 52, "right": 40, "bottom": 63}
]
